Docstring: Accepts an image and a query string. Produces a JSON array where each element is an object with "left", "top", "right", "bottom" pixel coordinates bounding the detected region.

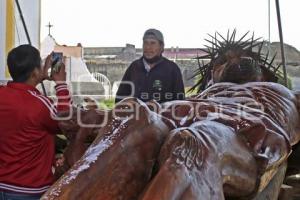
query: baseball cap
[{"left": 143, "top": 29, "right": 164, "bottom": 44}]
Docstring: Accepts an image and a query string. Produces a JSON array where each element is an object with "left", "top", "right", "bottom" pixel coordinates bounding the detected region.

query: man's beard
[{"left": 143, "top": 55, "right": 162, "bottom": 64}]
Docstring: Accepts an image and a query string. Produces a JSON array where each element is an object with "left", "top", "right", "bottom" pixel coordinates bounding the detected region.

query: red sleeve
[
  {"left": 40, "top": 83, "right": 72, "bottom": 134},
  {"left": 54, "top": 83, "right": 72, "bottom": 113}
]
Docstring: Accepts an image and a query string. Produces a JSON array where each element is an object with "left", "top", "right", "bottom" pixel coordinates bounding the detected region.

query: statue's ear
[{"left": 260, "top": 66, "right": 278, "bottom": 82}]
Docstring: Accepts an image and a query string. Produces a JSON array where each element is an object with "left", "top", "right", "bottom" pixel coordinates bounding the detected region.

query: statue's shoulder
[{"left": 245, "top": 82, "right": 295, "bottom": 101}]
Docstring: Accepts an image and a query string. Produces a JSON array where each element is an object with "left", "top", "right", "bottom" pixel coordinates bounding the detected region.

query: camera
[{"left": 51, "top": 52, "right": 63, "bottom": 73}]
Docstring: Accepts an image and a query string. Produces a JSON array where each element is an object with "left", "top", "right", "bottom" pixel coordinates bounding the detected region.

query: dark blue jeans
[{"left": 0, "top": 191, "right": 41, "bottom": 200}]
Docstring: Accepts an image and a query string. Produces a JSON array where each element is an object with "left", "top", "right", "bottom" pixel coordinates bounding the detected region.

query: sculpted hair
[{"left": 7, "top": 44, "right": 41, "bottom": 82}]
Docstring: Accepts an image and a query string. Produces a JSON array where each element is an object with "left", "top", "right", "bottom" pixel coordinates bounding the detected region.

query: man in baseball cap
[
  {"left": 143, "top": 28, "right": 164, "bottom": 45},
  {"left": 116, "top": 28, "right": 185, "bottom": 103}
]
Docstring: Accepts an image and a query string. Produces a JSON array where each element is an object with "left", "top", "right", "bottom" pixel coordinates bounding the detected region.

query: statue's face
[{"left": 212, "top": 50, "right": 263, "bottom": 84}]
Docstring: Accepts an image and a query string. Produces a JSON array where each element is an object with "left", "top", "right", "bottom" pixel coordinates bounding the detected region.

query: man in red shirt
[{"left": 0, "top": 45, "right": 72, "bottom": 200}]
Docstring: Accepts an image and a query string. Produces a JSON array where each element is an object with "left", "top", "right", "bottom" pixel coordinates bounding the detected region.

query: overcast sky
[{"left": 41, "top": 0, "right": 300, "bottom": 50}]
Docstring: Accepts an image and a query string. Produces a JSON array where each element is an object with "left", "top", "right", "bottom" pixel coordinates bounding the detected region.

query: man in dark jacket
[{"left": 115, "top": 28, "right": 185, "bottom": 103}]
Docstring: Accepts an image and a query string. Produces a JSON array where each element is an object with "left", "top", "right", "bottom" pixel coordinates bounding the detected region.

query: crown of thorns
[{"left": 190, "top": 30, "right": 283, "bottom": 92}]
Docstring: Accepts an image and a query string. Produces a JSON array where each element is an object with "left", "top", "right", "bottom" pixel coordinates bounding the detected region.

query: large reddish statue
[{"left": 41, "top": 31, "right": 300, "bottom": 200}]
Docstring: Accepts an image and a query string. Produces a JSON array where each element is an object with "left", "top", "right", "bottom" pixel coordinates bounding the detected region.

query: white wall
[
  {"left": 15, "top": 0, "right": 40, "bottom": 48},
  {"left": 0, "top": 0, "right": 40, "bottom": 81}
]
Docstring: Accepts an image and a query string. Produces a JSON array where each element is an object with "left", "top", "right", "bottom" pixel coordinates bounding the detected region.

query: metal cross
[{"left": 46, "top": 22, "right": 53, "bottom": 36}]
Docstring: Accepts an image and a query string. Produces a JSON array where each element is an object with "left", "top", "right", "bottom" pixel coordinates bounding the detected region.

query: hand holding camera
[
  {"left": 51, "top": 52, "right": 63, "bottom": 74},
  {"left": 51, "top": 52, "right": 66, "bottom": 83},
  {"left": 43, "top": 52, "right": 66, "bottom": 83}
]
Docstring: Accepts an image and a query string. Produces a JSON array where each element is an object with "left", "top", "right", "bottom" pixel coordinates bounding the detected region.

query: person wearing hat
[{"left": 115, "top": 28, "right": 185, "bottom": 103}]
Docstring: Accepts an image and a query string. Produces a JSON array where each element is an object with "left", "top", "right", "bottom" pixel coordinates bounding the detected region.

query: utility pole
[
  {"left": 268, "top": 0, "right": 271, "bottom": 50},
  {"left": 275, "top": 0, "right": 288, "bottom": 87}
]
